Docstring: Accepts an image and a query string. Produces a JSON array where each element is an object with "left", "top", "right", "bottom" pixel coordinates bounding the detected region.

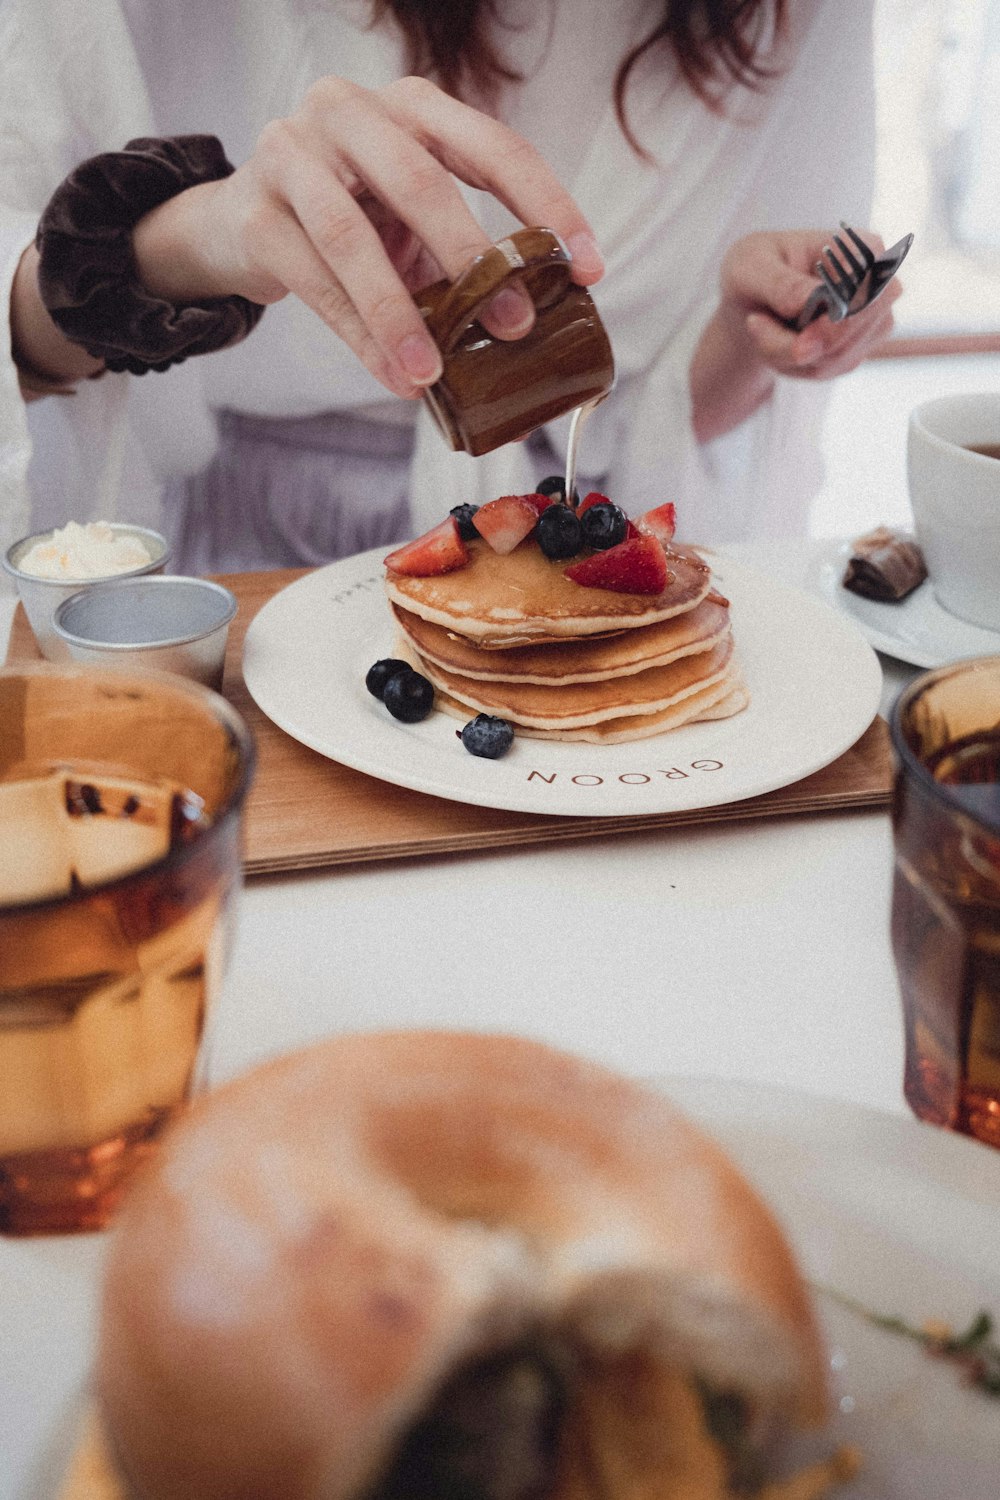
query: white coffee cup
[{"left": 907, "top": 392, "right": 1000, "bottom": 633}]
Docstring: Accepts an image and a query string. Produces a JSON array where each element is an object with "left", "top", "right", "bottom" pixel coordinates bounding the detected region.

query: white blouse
[{"left": 0, "top": 0, "right": 876, "bottom": 570}]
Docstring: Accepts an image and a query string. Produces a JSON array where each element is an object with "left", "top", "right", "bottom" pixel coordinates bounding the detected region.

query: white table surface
[
  {"left": 0, "top": 539, "right": 968, "bottom": 1500},
  {"left": 207, "top": 538, "right": 917, "bottom": 1112}
]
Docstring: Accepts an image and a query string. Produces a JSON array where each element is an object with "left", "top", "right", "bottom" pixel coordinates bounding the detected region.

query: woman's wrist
[
  {"left": 690, "top": 300, "right": 776, "bottom": 444},
  {"left": 10, "top": 243, "right": 104, "bottom": 392},
  {"left": 34, "top": 137, "right": 266, "bottom": 377},
  {"left": 130, "top": 180, "right": 238, "bottom": 302}
]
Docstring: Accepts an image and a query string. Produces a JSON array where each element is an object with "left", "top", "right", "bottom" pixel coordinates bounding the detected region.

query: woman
[{"left": 1, "top": 0, "right": 893, "bottom": 572}]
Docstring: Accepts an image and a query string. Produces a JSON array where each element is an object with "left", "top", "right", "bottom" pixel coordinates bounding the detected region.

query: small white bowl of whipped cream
[{"left": 3, "top": 520, "right": 170, "bottom": 660}]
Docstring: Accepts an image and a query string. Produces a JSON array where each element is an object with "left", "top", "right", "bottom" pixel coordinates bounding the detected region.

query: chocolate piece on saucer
[{"left": 843, "top": 527, "right": 927, "bottom": 602}]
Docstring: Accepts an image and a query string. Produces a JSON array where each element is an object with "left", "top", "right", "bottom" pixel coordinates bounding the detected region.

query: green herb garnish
[{"left": 820, "top": 1289, "right": 1000, "bottom": 1399}]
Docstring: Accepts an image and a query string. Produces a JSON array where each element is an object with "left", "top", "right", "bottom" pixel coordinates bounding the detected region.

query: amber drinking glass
[
  {"left": 0, "top": 664, "right": 254, "bottom": 1233},
  {"left": 890, "top": 656, "right": 1000, "bottom": 1147}
]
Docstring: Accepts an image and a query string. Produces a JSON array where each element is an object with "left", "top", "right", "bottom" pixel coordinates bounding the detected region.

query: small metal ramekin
[
  {"left": 3, "top": 524, "right": 170, "bottom": 660},
  {"left": 53, "top": 575, "right": 238, "bottom": 690}
]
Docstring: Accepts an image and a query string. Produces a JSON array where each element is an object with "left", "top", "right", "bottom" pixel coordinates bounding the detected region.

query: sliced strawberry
[
  {"left": 521, "top": 492, "right": 556, "bottom": 517},
  {"left": 625, "top": 518, "right": 641, "bottom": 539},
  {"left": 577, "top": 491, "right": 613, "bottom": 517},
  {"left": 473, "top": 495, "right": 540, "bottom": 554},
  {"left": 384, "top": 518, "right": 468, "bottom": 576},
  {"left": 564, "top": 534, "right": 669, "bottom": 595},
  {"left": 636, "top": 502, "right": 677, "bottom": 545}
]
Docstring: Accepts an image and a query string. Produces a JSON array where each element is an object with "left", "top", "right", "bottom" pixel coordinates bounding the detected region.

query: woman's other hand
[
  {"left": 130, "top": 76, "right": 604, "bottom": 399},
  {"left": 691, "top": 228, "right": 900, "bottom": 443},
  {"left": 728, "top": 228, "right": 900, "bottom": 379}
]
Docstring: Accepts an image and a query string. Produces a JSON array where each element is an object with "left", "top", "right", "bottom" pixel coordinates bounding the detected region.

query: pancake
[
  {"left": 432, "top": 666, "right": 748, "bottom": 743},
  {"left": 690, "top": 678, "right": 752, "bottom": 721},
  {"left": 392, "top": 594, "right": 732, "bottom": 685},
  {"left": 403, "top": 636, "right": 735, "bottom": 732},
  {"left": 381, "top": 502, "right": 749, "bottom": 745},
  {"left": 386, "top": 537, "right": 712, "bottom": 645}
]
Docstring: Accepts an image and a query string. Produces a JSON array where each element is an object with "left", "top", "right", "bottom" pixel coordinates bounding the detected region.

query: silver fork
[{"left": 793, "top": 223, "right": 913, "bottom": 331}]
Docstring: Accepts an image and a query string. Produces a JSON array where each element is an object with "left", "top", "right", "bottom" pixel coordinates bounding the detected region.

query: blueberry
[
  {"left": 536, "top": 503, "right": 583, "bottom": 560},
  {"left": 581, "top": 501, "right": 627, "bottom": 551},
  {"left": 460, "top": 714, "right": 515, "bottom": 759},
  {"left": 449, "top": 502, "right": 480, "bottom": 541},
  {"left": 536, "top": 474, "right": 579, "bottom": 506},
  {"left": 366, "top": 658, "right": 412, "bottom": 700},
  {"left": 383, "top": 670, "right": 435, "bottom": 723}
]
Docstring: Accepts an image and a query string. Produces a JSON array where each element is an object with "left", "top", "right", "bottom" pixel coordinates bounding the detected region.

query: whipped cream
[{"left": 18, "top": 521, "right": 154, "bottom": 580}]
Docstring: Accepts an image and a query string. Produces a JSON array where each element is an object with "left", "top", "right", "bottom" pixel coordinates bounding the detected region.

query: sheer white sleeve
[
  {"left": 617, "top": 0, "right": 877, "bottom": 543},
  {"left": 0, "top": 0, "right": 221, "bottom": 564}
]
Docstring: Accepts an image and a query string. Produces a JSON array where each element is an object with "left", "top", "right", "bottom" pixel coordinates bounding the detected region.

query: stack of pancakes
[{"left": 385, "top": 539, "right": 748, "bottom": 743}]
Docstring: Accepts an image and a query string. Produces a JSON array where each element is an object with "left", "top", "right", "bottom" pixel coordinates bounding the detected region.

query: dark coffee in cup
[{"left": 418, "top": 227, "right": 615, "bottom": 458}]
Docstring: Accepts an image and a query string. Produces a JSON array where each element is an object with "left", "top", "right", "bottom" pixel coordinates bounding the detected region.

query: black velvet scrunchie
[{"left": 35, "top": 135, "right": 265, "bottom": 375}]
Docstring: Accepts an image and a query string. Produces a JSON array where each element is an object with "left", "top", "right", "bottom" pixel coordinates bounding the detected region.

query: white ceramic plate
[
  {"left": 662, "top": 1079, "right": 1000, "bottom": 1498},
  {"left": 5, "top": 1083, "right": 999, "bottom": 1500},
  {"left": 240, "top": 548, "right": 881, "bottom": 818},
  {"left": 809, "top": 537, "right": 1000, "bottom": 670}
]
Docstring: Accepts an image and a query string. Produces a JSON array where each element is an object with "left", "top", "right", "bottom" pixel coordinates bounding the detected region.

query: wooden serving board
[{"left": 6, "top": 569, "right": 893, "bottom": 875}]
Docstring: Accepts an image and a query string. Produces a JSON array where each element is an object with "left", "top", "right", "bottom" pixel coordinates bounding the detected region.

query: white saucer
[{"left": 809, "top": 537, "right": 1000, "bottom": 669}]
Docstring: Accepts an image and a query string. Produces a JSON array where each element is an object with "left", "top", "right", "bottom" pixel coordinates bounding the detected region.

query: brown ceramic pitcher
[{"left": 417, "top": 226, "right": 615, "bottom": 458}]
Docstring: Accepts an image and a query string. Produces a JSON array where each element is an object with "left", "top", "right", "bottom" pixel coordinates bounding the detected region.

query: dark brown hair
[{"left": 373, "top": 0, "right": 787, "bottom": 153}]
